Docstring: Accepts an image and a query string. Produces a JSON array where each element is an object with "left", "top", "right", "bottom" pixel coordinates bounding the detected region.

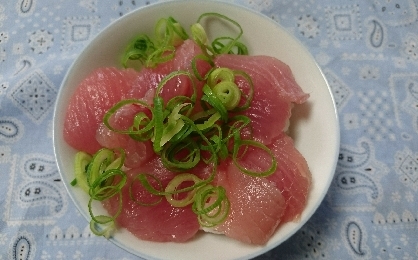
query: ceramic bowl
[{"left": 53, "top": 1, "right": 340, "bottom": 259}]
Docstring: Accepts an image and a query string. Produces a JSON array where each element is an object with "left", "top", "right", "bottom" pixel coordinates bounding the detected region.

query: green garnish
[
  {"left": 193, "top": 184, "right": 230, "bottom": 227},
  {"left": 193, "top": 12, "right": 248, "bottom": 57},
  {"left": 164, "top": 173, "right": 203, "bottom": 207},
  {"left": 122, "top": 16, "right": 188, "bottom": 69},
  {"left": 72, "top": 148, "right": 127, "bottom": 238}
]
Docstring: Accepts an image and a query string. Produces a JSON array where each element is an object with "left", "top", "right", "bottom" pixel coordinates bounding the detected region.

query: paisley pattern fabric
[{"left": 0, "top": 0, "right": 417, "bottom": 259}]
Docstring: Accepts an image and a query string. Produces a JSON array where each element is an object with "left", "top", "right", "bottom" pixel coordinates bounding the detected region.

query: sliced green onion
[
  {"left": 197, "top": 12, "right": 245, "bottom": 55},
  {"left": 232, "top": 139, "right": 277, "bottom": 177},
  {"left": 191, "top": 54, "right": 214, "bottom": 81},
  {"left": 197, "top": 124, "right": 222, "bottom": 150},
  {"left": 169, "top": 17, "right": 189, "bottom": 43},
  {"left": 160, "top": 103, "right": 190, "bottom": 146},
  {"left": 72, "top": 151, "right": 92, "bottom": 193},
  {"left": 169, "top": 122, "right": 193, "bottom": 143},
  {"left": 88, "top": 189, "right": 122, "bottom": 238},
  {"left": 145, "top": 45, "right": 176, "bottom": 68},
  {"left": 86, "top": 148, "right": 114, "bottom": 188},
  {"left": 205, "top": 68, "right": 243, "bottom": 111},
  {"left": 212, "top": 36, "right": 248, "bottom": 55},
  {"left": 190, "top": 22, "right": 213, "bottom": 58},
  {"left": 224, "top": 115, "right": 252, "bottom": 143},
  {"left": 212, "top": 81, "right": 241, "bottom": 110},
  {"left": 191, "top": 23, "right": 208, "bottom": 47},
  {"left": 72, "top": 147, "right": 127, "bottom": 238},
  {"left": 165, "top": 173, "right": 202, "bottom": 207},
  {"left": 192, "top": 184, "right": 230, "bottom": 227},
  {"left": 201, "top": 84, "right": 228, "bottom": 122},
  {"left": 181, "top": 116, "right": 220, "bottom": 169},
  {"left": 122, "top": 34, "right": 156, "bottom": 68},
  {"left": 196, "top": 112, "right": 221, "bottom": 131},
  {"left": 155, "top": 17, "right": 188, "bottom": 47},
  {"left": 152, "top": 96, "right": 165, "bottom": 153},
  {"left": 166, "top": 96, "right": 194, "bottom": 117},
  {"left": 123, "top": 16, "right": 189, "bottom": 69},
  {"left": 89, "top": 169, "right": 127, "bottom": 201},
  {"left": 190, "top": 108, "right": 216, "bottom": 121},
  {"left": 90, "top": 219, "right": 116, "bottom": 239},
  {"left": 88, "top": 189, "right": 123, "bottom": 223},
  {"left": 103, "top": 99, "right": 154, "bottom": 139},
  {"left": 161, "top": 138, "right": 200, "bottom": 172},
  {"left": 207, "top": 68, "right": 235, "bottom": 87}
]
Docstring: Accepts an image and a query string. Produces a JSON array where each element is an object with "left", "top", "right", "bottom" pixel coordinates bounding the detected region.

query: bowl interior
[{"left": 53, "top": 1, "right": 339, "bottom": 260}]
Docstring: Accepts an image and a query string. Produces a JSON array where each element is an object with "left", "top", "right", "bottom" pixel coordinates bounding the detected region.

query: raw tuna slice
[
  {"left": 227, "top": 132, "right": 311, "bottom": 223},
  {"left": 103, "top": 156, "right": 200, "bottom": 242},
  {"left": 267, "top": 133, "right": 311, "bottom": 223},
  {"left": 213, "top": 133, "right": 310, "bottom": 244},
  {"left": 214, "top": 54, "right": 309, "bottom": 104},
  {"left": 213, "top": 160, "right": 286, "bottom": 245},
  {"left": 63, "top": 67, "right": 140, "bottom": 154},
  {"left": 214, "top": 54, "right": 308, "bottom": 145}
]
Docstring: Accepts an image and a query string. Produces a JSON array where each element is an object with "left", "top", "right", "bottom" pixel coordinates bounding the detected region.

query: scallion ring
[
  {"left": 165, "top": 173, "right": 202, "bottom": 207},
  {"left": 232, "top": 139, "right": 277, "bottom": 177}
]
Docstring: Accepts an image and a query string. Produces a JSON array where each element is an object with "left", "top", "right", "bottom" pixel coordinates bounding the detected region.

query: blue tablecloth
[{"left": 1, "top": 0, "right": 418, "bottom": 259}]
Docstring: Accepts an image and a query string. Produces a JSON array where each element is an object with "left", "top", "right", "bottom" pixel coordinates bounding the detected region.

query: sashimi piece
[
  {"left": 103, "top": 156, "right": 200, "bottom": 242},
  {"left": 214, "top": 54, "right": 309, "bottom": 104},
  {"left": 267, "top": 133, "right": 311, "bottom": 223},
  {"left": 212, "top": 132, "right": 310, "bottom": 244},
  {"left": 63, "top": 67, "right": 140, "bottom": 154},
  {"left": 215, "top": 54, "right": 308, "bottom": 145},
  {"left": 213, "top": 160, "right": 286, "bottom": 245},
  {"left": 222, "top": 132, "right": 311, "bottom": 223}
]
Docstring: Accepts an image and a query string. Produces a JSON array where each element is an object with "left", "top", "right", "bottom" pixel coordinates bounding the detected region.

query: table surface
[{"left": 1, "top": 0, "right": 418, "bottom": 259}]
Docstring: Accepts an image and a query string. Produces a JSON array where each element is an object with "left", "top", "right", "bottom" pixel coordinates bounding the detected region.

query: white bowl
[{"left": 53, "top": 1, "right": 340, "bottom": 259}]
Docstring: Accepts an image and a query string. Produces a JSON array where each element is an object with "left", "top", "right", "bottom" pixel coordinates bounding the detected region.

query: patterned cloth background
[{"left": 1, "top": 0, "right": 418, "bottom": 259}]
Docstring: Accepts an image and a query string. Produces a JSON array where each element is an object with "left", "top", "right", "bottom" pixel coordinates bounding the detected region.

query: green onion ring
[
  {"left": 165, "top": 173, "right": 202, "bottom": 207},
  {"left": 232, "top": 139, "right": 277, "bottom": 177}
]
